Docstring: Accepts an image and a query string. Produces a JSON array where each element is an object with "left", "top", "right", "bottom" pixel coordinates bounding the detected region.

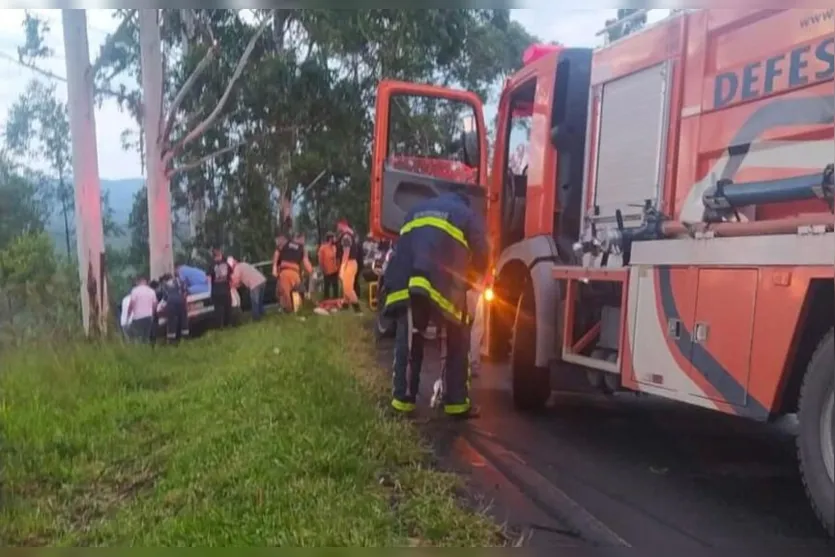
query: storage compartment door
[{"left": 593, "top": 62, "right": 670, "bottom": 225}]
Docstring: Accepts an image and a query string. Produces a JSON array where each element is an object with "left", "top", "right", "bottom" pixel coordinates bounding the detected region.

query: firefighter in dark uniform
[
  {"left": 160, "top": 272, "right": 189, "bottom": 343},
  {"left": 277, "top": 234, "right": 313, "bottom": 312},
  {"left": 381, "top": 189, "right": 488, "bottom": 419}
]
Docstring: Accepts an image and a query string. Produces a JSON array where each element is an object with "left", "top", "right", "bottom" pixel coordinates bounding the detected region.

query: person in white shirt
[
  {"left": 120, "top": 293, "right": 133, "bottom": 338},
  {"left": 127, "top": 277, "right": 158, "bottom": 343}
]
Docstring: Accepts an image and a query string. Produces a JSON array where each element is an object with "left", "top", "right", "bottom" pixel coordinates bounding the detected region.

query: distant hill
[
  {"left": 102, "top": 178, "right": 144, "bottom": 225},
  {"left": 47, "top": 178, "right": 143, "bottom": 253}
]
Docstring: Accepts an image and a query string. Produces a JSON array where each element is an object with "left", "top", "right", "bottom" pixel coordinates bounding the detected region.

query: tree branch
[
  {"left": 167, "top": 124, "right": 295, "bottom": 178},
  {"left": 166, "top": 11, "right": 274, "bottom": 160},
  {"left": 91, "top": 9, "right": 136, "bottom": 75},
  {"left": 161, "top": 34, "right": 219, "bottom": 144},
  {"left": 291, "top": 169, "right": 327, "bottom": 204},
  {"left": 166, "top": 105, "right": 246, "bottom": 149},
  {"left": 167, "top": 138, "right": 250, "bottom": 178}
]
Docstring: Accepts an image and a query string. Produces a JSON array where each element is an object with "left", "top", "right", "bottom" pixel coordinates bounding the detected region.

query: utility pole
[
  {"left": 62, "top": 9, "right": 108, "bottom": 337},
  {"left": 139, "top": 8, "right": 173, "bottom": 279}
]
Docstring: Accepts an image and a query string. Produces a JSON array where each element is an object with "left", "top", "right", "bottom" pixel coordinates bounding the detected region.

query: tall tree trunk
[
  {"left": 139, "top": 9, "right": 173, "bottom": 279},
  {"left": 58, "top": 174, "right": 72, "bottom": 259},
  {"left": 62, "top": 8, "right": 108, "bottom": 337}
]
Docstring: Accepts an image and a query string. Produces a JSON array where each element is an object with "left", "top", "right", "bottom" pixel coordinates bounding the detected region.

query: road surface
[{"left": 375, "top": 336, "right": 834, "bottom": 550}]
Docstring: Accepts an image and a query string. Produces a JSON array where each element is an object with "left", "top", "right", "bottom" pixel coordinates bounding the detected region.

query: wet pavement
[{"left": 375, "top": 337, "right": 834, "bottom": 550}]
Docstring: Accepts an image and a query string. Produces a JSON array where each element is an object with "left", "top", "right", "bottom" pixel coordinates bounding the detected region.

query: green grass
[{"left": 0, "top": 314, "right": 500, "bottom": 546}]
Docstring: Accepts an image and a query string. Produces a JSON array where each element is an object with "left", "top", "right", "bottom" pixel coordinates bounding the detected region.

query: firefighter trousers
[
  {"left": 391, "top": 296, "right": 471, "bottom": 415},
  {"left": 278, "top": 267, "right": 302, "bottom": 312},
  {"left": 391, "top": 308, "right": 426, "bottom": 412}
]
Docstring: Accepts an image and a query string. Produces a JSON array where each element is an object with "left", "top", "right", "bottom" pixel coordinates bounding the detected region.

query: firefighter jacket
[{"left": 382, "top": 192, "right": 488, "bottom": 324}]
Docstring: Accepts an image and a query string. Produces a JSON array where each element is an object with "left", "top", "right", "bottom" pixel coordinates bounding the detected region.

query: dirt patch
[{"left": 69, "top": 463, "right": 159, "bottom": 531}]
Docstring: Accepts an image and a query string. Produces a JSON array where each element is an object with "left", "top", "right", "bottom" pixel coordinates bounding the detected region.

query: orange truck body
[{"left": 369, "top": 8, "right": 834, "bottom": 535}]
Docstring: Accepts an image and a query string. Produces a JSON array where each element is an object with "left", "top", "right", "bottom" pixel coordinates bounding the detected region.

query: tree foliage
[
  {"left": 5, "top": 79, "right": 74, "bottom": 257},
  {"left": 96, "top": 9, "right": 536, "bottom": 262},
  {"left": 3, "top": 79, "right": 125, "bottom": 258},
  {"left": 15, "top": 9, "right": 536, "bottom": 273},
  {"left": 0, "top": 153, "right": 81, "bottom": 346},
  {"left": 127, "top": 186, "right": 149, "bottom": 276},
  {"left": 0, "top": 153, "right": 49, "bottom": 251},
  {"left": 0, "top": 229, "right": 80, "bottom": 347}
]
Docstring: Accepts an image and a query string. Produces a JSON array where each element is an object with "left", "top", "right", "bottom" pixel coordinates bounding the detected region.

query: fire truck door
[{"left": 370, "top": 80, "right": 489, "bottom": 239}]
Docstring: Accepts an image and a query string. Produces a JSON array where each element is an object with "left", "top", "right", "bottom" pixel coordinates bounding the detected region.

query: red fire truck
[{"left": 369, "top": 8, "right": 834, "bottom": 535}]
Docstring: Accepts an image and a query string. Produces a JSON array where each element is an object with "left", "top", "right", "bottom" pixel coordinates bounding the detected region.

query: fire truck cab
[{"left": 369, "top": 8, "right": 834, "bottom": 536}]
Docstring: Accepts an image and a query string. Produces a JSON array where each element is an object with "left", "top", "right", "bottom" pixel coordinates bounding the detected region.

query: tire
[
  {"left": 511, "top": 280, "right": 550, "bottom": 411},
  {"left": 797, "top": 328, "right": 835, "bottom": 537}
]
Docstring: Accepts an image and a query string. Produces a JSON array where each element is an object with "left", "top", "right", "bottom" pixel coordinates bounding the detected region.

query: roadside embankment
[{"left": 0, "top": 314, "right": 499, "bottom": 546}]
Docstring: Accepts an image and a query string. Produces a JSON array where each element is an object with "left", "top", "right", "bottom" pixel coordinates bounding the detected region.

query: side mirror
[
  {"left": 458, "top": 112, "right": 479, "bottom": 168},
  {"left": 461, "top": 130, "right": 479, "bottom": 168}
]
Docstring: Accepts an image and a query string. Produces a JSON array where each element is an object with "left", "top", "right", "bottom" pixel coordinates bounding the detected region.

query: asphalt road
[{"left": 375, "top": 337, "right": 834, "bottom": 550}]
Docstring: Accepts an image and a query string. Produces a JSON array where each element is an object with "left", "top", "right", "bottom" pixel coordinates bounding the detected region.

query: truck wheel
[
  {"left": 511, "top": 282, "right": 550, "bottom": 411},
  {"left": 797, "top": 328, "right": 835, "bottom": 537}
]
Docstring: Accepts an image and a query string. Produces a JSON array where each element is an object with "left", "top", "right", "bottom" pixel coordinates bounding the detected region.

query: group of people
[
  {"left": 274, "top": 219, "right": 364, "bottom": 314},
  {"left": 119, "top": 248, "right": 270, "bottom": 344},
  {"left": 118, "top": 217, "right": 370, "bottom": 344},
  {"left": 119, "top": 269, "right": 195, "bottom": 344}
]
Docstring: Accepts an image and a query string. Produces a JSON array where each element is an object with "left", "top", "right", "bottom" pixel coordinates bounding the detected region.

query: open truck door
[{"left": 370, "top": 80, "right": 489, "bottom": 239}]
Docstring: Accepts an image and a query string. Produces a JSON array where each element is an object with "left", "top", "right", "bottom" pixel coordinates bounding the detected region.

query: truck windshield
[{"left": 386, "top": 93, "right": 479, "bottom": 184}]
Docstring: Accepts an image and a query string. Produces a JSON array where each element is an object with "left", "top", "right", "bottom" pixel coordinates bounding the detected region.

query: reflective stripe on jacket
[{"left": 381, "top": 192, "right": 488, "bottom": 324}]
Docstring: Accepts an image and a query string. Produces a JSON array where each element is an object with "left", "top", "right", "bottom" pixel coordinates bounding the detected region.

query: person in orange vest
[
  {"left": 318, "top": 232, "right": 339, "bottom": 300},
  {"left": 336, "top": 218, "right": 362, "bottom": 313}
]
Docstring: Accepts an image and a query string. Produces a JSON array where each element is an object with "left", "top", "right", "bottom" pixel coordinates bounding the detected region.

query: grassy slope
[{"left": 0, "top": 314, "right": 499, "bottom": 546}]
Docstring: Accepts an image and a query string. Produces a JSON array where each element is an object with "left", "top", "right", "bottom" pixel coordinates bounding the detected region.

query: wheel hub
[{"left": 822, "top": 391, "right": 834, "bottom": 484}]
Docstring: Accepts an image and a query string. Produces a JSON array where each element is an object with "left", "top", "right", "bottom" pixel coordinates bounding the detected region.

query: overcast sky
[{"left": 0, "top": 8, "right": 670, "bottom": 180}]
